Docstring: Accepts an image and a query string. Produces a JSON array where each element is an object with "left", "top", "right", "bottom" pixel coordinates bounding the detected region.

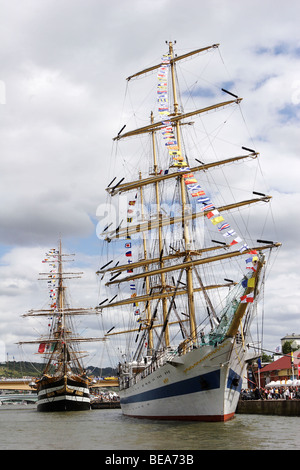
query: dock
[
  {"left": 90, "top": 400, "right": 120, "bottom": 409},
  {"left": 236, "top": 399, "right": 300, "bottom": 417}
]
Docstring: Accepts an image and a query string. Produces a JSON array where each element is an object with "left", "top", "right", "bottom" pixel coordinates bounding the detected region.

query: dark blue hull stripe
[{"left": 121, "top": 369, "right": 221, "bottom": 405}]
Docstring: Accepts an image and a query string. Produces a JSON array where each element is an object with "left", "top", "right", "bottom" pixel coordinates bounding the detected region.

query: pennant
[
  {"left": 201, "top": 203, "right": 215, "bottom": 212},
  {"left": 217, "top": 223, "right": 230, "bottom": 232},
  {"left": 211, "top": 216, "right": 225, "bottom": 225},
  {"left": 240, "top": 293, "right": 254, "bottom": 303},
  {"left": 184, "top": 178, "right": 197, "bottom": 185},
  {"left": 206, "top": 210, "right": 220, "bottom": 219},
  {"left": 191, "top": 190, "right": 206, "bottom": 197},
  {"left": 230, "top": 236, "right": 242, "bottom": 245},
  {"left": 222, "top": 229, "right": 236, "bottom": 237},
  {"left": 239, "top": 243, "right": 249, "bottom": 253}
]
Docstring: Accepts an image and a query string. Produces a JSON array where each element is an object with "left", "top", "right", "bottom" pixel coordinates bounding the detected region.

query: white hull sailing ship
[
  {"left": 19, "top": 242, "right": 101, "bottom": 411},
  {"left": 97, "top": 42, "right": 281, "bottom": 421}
]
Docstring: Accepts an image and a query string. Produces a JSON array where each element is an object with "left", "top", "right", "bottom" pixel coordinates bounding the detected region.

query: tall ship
[
  {"left": 19, "top": 241, "right": 101, "bottom": 411},
  {"left": 97, "top": 42, "right": 281, "bottom": 421}
]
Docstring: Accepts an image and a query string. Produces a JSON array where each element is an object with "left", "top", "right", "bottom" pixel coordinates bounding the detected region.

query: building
[
  {"left": 281, "top": 334, "right": 300, "bottom": 350},
  {"left": 257, "top": 349, "right": 300, "bottom": 387}
]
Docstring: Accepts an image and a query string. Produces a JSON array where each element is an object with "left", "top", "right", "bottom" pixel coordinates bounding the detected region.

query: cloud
[{"left": 0, "top": 0, "right": 300, "bottom": 365}]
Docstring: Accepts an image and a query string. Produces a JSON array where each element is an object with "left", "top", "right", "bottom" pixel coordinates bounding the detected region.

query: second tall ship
[
  {"left": 19, "top": 241, "right": 102, "bottom": 411},
  {"left": 97, "top": 42, "right": 281, "bottom": 421}
]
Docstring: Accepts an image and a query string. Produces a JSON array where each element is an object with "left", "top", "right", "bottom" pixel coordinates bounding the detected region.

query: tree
[{"left": 282, "top": 341, "right": 298, "bottom": 355}]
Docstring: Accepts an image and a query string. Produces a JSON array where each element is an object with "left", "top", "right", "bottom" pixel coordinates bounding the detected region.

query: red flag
[{"left": 38, "top": 343, "right": 46, "bottom": 353}]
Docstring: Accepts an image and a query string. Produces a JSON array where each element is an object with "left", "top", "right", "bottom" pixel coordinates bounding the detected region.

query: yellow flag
[{"left": 211, "top": 216, "right": 224, "bottom": 225}]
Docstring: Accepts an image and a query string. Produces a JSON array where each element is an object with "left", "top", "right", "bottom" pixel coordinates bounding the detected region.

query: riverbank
[{"left": 236, "top": 399, "right": 300, "bottom": 417}]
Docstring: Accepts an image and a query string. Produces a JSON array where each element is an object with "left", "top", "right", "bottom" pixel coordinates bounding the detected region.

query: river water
[{"left": 0, "top": 403, "right": 299, "bottom": 452}]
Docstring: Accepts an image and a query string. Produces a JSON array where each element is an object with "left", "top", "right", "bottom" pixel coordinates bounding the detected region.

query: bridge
[
  {"left": 0, "top": 378, "right": 119, "bottom": 391},
  {"left": 0, "top": 379, "right": 34, "bottom": 391}
]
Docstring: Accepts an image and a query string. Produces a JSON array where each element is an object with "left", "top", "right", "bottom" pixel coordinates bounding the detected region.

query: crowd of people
[{"left": 241, "top": 386, "right": 300, "bottom": 400}]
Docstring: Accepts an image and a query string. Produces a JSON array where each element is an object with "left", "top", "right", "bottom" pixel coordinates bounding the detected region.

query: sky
[{"left": 0, "top": 0, "right": 300, "bottom": 368}]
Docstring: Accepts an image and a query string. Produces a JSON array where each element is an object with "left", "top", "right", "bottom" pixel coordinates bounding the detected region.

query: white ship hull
[{"left": 119, "top": 338, "right": 246, "bottom": 422}]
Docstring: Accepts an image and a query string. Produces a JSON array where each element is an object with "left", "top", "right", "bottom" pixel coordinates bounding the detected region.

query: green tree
[{"left": 282, "top": 341, "right": 297, "bottom": 354}]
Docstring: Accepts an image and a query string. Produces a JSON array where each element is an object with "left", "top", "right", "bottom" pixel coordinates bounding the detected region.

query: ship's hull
[
  {"left": 119, "top": 338, "right": 246, "bottom": 422},
  {"left": 36, "top": 375, "right": 90, "bottom": 412}
]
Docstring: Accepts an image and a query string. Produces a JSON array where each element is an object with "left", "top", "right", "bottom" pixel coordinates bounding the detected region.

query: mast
[
  {"left": 139, "top": 170, "right": 154, "bottom": 352},
  {"left": 150, "top": 112, "right": 170, "bottom": 348},
  {"left": 168, "top": 41, "right": 197, "bottom": 342}
]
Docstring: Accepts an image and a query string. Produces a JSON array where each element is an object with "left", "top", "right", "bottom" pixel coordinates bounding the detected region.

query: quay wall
[{"left": 236, "top": 399, "right": 300, "bottom": 417}]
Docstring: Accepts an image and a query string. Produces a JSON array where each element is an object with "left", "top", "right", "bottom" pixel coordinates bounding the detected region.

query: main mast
[
  {"left": 168, "top": 41, "right": 197, "bottom": 342},
  {"left": 150, "top": 111, "right": 170, "bottom": 348}
]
